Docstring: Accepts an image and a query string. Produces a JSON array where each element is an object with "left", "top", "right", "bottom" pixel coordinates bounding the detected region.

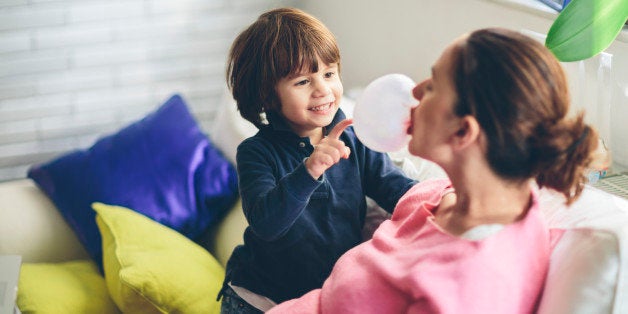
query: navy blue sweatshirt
[{"left": 224, "top": 109, "right": 417, "bottom": 303}]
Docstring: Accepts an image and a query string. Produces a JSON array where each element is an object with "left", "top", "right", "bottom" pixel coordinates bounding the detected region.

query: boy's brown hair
[{"left": 226, "top": 7, "right": 341, "bottom": 128}]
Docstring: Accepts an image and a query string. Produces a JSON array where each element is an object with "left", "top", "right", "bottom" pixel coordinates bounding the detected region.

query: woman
[{"left": 268, "top": 28, "right": 598, "bottom": 313}]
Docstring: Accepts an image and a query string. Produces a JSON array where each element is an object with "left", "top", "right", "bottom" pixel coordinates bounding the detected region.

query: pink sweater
[{"left": 268, "top": 179, "right": 551, "bottom": 313}]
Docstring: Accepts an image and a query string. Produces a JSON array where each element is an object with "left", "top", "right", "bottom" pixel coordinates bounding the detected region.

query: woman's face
[{"left": 407, "top": 40, "right": 462, "bottom": 162}]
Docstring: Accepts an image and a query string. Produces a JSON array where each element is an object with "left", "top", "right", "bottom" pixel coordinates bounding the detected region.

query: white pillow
[
  {"left": 538, "top": 186, "right": 628, "bottom": 314},
  {"left": 209, "top": 90, "right": 259, "bottom": 166}
]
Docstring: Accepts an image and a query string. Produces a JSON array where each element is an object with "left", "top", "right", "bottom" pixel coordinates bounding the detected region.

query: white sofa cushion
[
  {"left": 0, "top": 179, "right": 88, "bottom": 262},
  {"left": 538, "top": 185, "right": 628, "bottom": 314},
  {"left": 208, "top": 91, "right": 259, "bottom": 166}
]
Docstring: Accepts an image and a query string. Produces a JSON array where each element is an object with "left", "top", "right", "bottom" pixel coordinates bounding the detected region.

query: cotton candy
[{"left": 353, "top": 74, "right": 417, "bottom": 152}]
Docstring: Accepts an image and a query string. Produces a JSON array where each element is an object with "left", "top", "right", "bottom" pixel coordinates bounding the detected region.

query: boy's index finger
[{"left": 327, "top": 119, "right": 353, "bottom": 139}]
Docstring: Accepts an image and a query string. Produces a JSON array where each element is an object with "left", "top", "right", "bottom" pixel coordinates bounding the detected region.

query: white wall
[
  {"left": 301, "top": 0, "right": 628, "bottom": 173},
  {"left": 0, "top": 0, "right": 297, "bottom": 181}
]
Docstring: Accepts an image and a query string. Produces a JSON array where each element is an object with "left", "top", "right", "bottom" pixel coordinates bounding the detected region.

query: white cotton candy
[{"left": 353, "top": 74, "right": 417, "bottom": 152}]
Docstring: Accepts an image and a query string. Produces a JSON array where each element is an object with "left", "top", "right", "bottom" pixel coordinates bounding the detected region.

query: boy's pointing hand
[{"left": 305, "top": 119, "right": 353, "bottom": 179}]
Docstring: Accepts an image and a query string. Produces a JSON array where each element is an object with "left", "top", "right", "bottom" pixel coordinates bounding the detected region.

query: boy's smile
[{"left": 309, "top": 102, "right": 334, "bottom": 113}]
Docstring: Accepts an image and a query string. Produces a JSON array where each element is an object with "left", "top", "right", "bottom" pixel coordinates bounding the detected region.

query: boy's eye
[
  {"left": 325, "top": 71, "right": 335, "bottom": 78},
  {"left": 295, "top": 79, "right": 309, "bottom": 86}
]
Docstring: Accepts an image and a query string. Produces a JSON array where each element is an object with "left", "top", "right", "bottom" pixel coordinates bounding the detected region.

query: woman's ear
[{"left": 452, "top": 116, "right": 480, "bottom": 150}]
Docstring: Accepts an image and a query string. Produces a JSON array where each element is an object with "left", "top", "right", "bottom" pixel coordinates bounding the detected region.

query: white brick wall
[{"left": 0, "top": 0, "right": 299, "bottom": 182}]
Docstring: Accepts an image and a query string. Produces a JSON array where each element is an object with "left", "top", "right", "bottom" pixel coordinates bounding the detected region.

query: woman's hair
[
  {"left": 451, "top": 28, "right": 597, "bottom": 204},
  {"left": 226, "top": 7, "right": 341, "bottom": 128}
]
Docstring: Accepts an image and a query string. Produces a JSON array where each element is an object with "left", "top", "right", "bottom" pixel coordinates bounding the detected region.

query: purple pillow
[{"left": 28, "top": 94, "right": 238, "bottom": 271}]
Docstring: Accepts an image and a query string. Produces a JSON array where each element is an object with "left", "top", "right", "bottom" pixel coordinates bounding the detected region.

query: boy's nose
[{"left": 313, "top": 80, "right": 331, "bottom": 97}]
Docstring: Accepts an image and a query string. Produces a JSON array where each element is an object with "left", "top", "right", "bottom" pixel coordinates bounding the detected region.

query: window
[{"left": 536, "top": 0, "right": 571, "bottom": 11}]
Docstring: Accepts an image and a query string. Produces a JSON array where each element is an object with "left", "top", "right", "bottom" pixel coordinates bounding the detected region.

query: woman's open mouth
[{"left": 406, "top": 117, "right": 413, "bottom": 135}]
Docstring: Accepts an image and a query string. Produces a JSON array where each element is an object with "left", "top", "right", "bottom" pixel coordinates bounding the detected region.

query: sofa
[{"left": 2, "top": 92, "right": 628, "bottom": 313}]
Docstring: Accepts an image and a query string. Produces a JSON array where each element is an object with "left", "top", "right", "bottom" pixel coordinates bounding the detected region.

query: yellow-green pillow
[
  {"left": 17, "top": 260, "right": 120, "bottom": 314},
  {"left": 93, "top": 202, "right": 225, "bottom": 314},
  {"left": 211, "top": 198, "right": 247, "bottom": 267}
]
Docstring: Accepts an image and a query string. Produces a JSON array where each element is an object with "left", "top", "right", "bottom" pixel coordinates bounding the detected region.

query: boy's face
[{"left": 275, "top": 58, "right": 343, "bottom": 138}]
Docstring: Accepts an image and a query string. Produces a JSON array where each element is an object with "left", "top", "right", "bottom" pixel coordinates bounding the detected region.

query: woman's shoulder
[
  {"left": 392, "top": 179, "right": 452, "bottom": 219},
  {"left": 401, "top": 178, "right": 452, "bottom": 203}
]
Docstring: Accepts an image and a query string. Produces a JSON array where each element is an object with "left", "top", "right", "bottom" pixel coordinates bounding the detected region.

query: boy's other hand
[{"left": 305, "top": 119, "right": 353, "bottom": 179}]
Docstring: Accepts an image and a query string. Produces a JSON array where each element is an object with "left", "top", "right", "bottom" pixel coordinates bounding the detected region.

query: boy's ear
[{"left": 452, "top": 116, "right": 480, "bottom": 150}]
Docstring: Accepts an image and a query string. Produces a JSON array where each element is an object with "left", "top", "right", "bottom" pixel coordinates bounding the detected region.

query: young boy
[{"left": 218, "top": 7, "right": 417, "bottom": 313}]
